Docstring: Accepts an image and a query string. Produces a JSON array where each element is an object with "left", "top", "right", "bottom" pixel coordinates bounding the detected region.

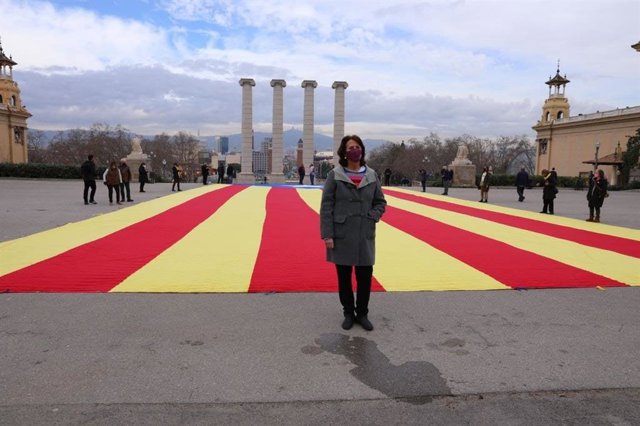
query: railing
[{"left": 556, "top": 106, "right": 640, "bottom": 124}]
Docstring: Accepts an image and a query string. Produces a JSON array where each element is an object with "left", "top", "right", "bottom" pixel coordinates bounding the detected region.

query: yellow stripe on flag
[
  {"left": 386, "top": 195, "right": 640, "bottom": 286},
  {"left": 388, "top": 188, "right": 640, "bottom": 241},
  {"left": 0, "top": 185, "right": 225, "bottom": 277},
  {"left": 111, "top": 185, "right": 268, "bottom": 292},
  {"left": 297, "top": 189, "right": 508, "bottom": 291}
]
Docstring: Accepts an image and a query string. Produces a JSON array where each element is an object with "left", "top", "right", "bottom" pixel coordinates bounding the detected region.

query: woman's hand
[{"left": 324, "top": 238, "right": 334, "bottom": 249}]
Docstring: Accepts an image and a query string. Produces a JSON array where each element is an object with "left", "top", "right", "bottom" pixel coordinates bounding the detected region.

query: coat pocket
[
  {"left": 333, "top": 215, "right": 348, "bottom": 239},
  {"left": 365, "top": 217, "right": 376, "bottom": 240}
]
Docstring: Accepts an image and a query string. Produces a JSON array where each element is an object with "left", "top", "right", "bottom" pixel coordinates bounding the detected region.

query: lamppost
[
  {"left": 594, "top": 141, "right": 600, "bottom": 171},
  {"left": 162, "top": 159, "right": 167, "bottom": 180}
]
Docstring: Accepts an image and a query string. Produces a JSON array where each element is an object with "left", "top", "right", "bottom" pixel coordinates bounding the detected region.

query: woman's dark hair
[{"left": 337, "top": 134, "right": 366, "bottom": 167}]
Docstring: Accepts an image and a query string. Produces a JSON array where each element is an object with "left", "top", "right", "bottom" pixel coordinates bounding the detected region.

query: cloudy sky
[{"left": 2, "top": 0, "right": 639, "bottom": 141}]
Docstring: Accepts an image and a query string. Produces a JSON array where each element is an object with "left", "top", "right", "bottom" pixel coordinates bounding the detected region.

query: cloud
[{"left": 2, "top": 0, "right": 638, "bottom": 142}]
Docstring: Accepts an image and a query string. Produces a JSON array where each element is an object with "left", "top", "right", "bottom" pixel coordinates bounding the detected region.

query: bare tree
[{"left": 27, "top": 130, "right": 49, "bottom": 163}]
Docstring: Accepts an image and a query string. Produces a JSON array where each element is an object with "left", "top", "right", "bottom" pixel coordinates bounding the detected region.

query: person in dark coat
[
  {"left": 80, "top": 154, "right": 97, "bottom": 205},
  {"left": 516, "top": 167, "right": 529, "bottom": 202},
  {"left": 320, "top": 135, "right": 387, "bottom": 331},
  {"left": 171, "top": 163, "right": 182, "bottom": 191},
  {"left": 103, "top": 160, "right": 123, "bottom": 205},
  {"left": 201, "top": 164, "right": 209, "bottom": 185},
  {"left": 298, "top": 164, "right": 306, "bottom": 185},
  {"left": 217, "top": 163, "right": 225, "bottom": 184},
  {"left": 138, "top": 162, "right": 148, "bottom": 192},
  {"left": 540, "top": 169, "right": 557, "bottom": 214},
  {"left": 119, "top": 160, "right": 133, "bottom": 202},
  {"left": 586, "top": 169, "right": 608, "bottom": 222},
  {"left": 419, "top": 169, "right": 428, "bottom": 192},
  {"left": 226, "top": 164, "right": 235, "bottom": 184},
  {"left": 383, "top": 168, "right": 392, "bottom": 186},
  {"left": 441, "top": 166, "right": 453, "bottom": 195}
]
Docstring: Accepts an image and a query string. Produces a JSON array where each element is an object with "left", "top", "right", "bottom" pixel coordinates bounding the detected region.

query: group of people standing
[
  {"left": 80, "top": 155, "right": 138, "bottom": 205},
  {"left": 297, "top": 164, "right": 316, "bottom": 185}
]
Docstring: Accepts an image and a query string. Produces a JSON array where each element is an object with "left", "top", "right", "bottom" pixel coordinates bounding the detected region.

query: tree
[
  {"left": 622, "top": 128, "right": 640, "bottom": 184},
  {"left": 172, "top": 131, "right": 201, "bottom": 182},
  {"left": 27, "top": 130, "right": 49, "bottom": 163}
]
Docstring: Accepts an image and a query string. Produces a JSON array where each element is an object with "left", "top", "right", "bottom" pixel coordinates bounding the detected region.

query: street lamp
[
  {"left": 162, "top": 159, "right": 167, "bottom": 180},
  {"left": 594, "top": 141, "right": 600, "bottom": 171}
]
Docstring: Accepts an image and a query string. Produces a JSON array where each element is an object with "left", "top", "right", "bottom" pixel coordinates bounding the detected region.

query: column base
[
  {"left": 267, "top": 173, "right": 286, "bottom": 184},
  {"left": 235, "top": 173, "right": 256, "bottom": 184}
]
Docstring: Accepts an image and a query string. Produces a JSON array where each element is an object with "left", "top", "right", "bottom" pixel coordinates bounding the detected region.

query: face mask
[{"left": 346, "top": 149, "right": 362, "bottom": 162}]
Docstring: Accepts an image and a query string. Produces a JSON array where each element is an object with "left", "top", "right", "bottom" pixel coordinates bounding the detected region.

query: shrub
[{"left": 0, "top": 162, "right": 83, "bottom": 179}]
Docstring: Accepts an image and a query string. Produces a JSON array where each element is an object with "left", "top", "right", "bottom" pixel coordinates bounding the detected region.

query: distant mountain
[{"left": 31, "top": 128, "right": 390, "bottom": 152}]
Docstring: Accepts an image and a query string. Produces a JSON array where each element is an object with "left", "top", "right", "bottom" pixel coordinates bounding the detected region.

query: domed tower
[
  {"left": 0, "top": 38, "right": 31, "bottom": 163},
  {"left": 539, "top": 63, "right": 570, "bottom": 124}
]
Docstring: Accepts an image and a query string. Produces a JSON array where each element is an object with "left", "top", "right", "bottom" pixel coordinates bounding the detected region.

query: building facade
[
  {"left": 0, "top": 40, "right": 31, "bottom": 164},
  {"left": 533, "top": 67, "right": 640, "bottom": 185}
]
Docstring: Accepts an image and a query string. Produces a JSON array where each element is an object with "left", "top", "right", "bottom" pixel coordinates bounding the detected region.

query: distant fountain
[{"left": 124, "top": 136, "right": 150, "bottom": 182}]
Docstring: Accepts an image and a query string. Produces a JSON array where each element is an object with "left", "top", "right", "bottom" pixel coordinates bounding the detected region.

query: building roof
[
  {"left": 582, "top": 152, "right": 626, "bottom": 165},
  {"left": 0, "top": 41, "right": 17, "bottom": 66},
  {"left": 545, "top": 68, "right": 570, "bottom": 86}
]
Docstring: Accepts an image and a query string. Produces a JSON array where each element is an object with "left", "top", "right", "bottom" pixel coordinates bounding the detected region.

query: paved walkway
[{"left": 1, "top": 178, "right": 639, "bottom": 424}]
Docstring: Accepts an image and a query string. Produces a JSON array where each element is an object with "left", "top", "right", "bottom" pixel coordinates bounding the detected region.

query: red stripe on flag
[
  {"left": 383, "top": 205, "right": 627, "bottom": 289},
  {"left": 248, "top": 188, "right": 385, "bottom": 293},
  {"left": 0, "top": 186, "right": 246, "bottom": 293},
  {"left": 385, "top": 189, "right": 640, "bottom": 259}
]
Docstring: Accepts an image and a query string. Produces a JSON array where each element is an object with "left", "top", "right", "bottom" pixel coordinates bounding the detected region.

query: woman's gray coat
[{"left": 320, "top": 165, "right": 387, "bottom": 266}]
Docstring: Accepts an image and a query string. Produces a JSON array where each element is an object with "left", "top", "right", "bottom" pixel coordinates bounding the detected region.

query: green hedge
[{"left": 0, "top": 162, "right": 108, "bottom": 179}]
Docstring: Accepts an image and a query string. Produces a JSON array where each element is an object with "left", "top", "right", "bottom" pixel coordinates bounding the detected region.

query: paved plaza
[{"left": 1, "top": 178, "right": 639, "bottom": 424}]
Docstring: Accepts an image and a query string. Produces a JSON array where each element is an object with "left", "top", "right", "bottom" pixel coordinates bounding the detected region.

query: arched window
[
  {"left": 545, "top": 111, "right": 550, "bottom": 121},
  {"left": 557, "top": 111, "right": 564, "bottom": 119},
  {"left": 0, "top": 94, "right": 3, "bottom": 104},
  {"left": 10, "top": 95, "right": 16, "bottom": 107}
]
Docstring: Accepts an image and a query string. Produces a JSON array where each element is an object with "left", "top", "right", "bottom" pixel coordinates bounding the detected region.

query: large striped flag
[{"left": 0, "top": 185, "right": 638, "bottom": 293}]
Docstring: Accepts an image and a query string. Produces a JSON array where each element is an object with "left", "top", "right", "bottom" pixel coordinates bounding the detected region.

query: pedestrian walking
[
  {"left": 309, "top": 163, "right": 315, "bottom": 185},
  {"left": 138, "top": 162, "right": 148, "bottom": 192},
  {"left": 119, "top": 160, "right": 134, "bottom": 202},
  {"left": 586, "top": 169, "right": 608, "bottom": 222},
  {"left": 103, "top": 161, "right": 123, "bottom": 205},
  {"left": 540, "top": 169, "right": 557, "bottom": 214},
  {"left": 171, "top": 163, "right": 182, "bottom": 191},
  {"left": 201, "top": 163, "right": 209, "bottom": 185},
  {"left": 217, "top": 164, "right": 225, "bottom": 184},
  {"left": 383, "top": 168, "right": 392, "bottom": 186},
  {"left": 226, "top": 164, "right": 235, "bottom": 184},
  {"left": 298, "top": 164, "right": 306, "bottom": 185},
  {"left": 320, "top": 135, "right": 387, "bottom": 331},
  {"left": 516, "top": 167, "right": 529, "bottom": 202},
  {"left": 441, "top": 165, "right": 453, "bottom": 195},
  {"left": 419, "top": 169, "right": 428, "bottom": 192},
  {"left": 80, "top": 154, "right": 97, "bottom": 205}
]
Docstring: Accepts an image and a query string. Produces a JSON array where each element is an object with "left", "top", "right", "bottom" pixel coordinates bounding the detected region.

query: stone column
[
  {"left": 269, "top": 79, "right": 286, "bottom": 183},
  {"left": 238, "top": 78, "right": 256, "bottom": 183},
  {"left": 332, "top": 81, "right": 348, "bottom": 165},
  {"left": 301, "top": 80, "right": 317, "bottom": 172}
]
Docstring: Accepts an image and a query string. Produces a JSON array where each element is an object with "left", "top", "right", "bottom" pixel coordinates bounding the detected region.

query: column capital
[
  {"left": 239, "top": 78, "right": 256, "bottom": 87},
  {"left": 332, "top": 81, "right": 348, "bottom": 90},
  {"left": 301, "top": 80, "right": 318, "bottom": 89},
  {"left": 270, "top": 79, "right": 287, "bottom": 88}
]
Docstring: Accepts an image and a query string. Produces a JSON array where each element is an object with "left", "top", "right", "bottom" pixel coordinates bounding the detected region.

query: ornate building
[
  {"left": 533, "top": 66, "right": 640, "bottom": 185},
  {"left": 0, "top": 39, "right": 31, "bottom": 163}
]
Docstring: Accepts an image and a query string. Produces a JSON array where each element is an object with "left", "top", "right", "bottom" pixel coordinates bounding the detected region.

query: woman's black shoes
[
  {"left": 356, "top": 316, "right": 374, "bottom": 331},
  {"left": 342, "top": 314, "right": 355, "bottom": 330}
]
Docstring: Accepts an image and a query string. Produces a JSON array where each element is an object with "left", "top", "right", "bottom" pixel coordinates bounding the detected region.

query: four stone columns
[
  {"left": 238, "top": 78, "right": 256, "bottom": 183},
  {"left": 332, "top": 81, "right": 348, "bottom": 165},
  {"left": 269, "top": 79, "right": 286, "bottom": 183},
  {"left": 237, "top": 78, "right": 347, "bottom": 183},
  {"left": 301, "top": 80, "right": 318, "bottom": 170}
]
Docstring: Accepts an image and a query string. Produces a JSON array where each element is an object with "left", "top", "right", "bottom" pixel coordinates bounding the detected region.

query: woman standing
[
  {"left": 479, "top": 166, "right": 492, "bottom": 202},
  {"left": 586, "top": 169, "right": 608, "bottom": 222},
  {"left": 320, "top": 135, "right": 386, "bottom": 331},
  {"left": 540, "top": 169, "right": 557, "bottom": 214},
  {"left": 102, "top": 161, "right": 123, "bottom": 205}
]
